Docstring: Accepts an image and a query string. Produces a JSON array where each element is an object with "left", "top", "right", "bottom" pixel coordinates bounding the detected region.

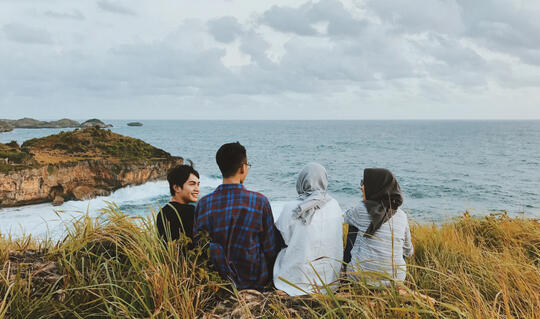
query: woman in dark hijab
[{"left": 343, "top": 168, "right": 413, "bottom": 286}]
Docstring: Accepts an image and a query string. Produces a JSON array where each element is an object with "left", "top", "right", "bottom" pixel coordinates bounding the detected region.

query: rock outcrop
[
  {"left": 0, "top": 127, "right": 182, "bottom": 207},
  {"left": 81, "top": 119, "right": 113, "bottom": 128},
  {"left": 0, "top": 118, "right": 80, "bottom": 129},
  {"left": 0, "top": 120, "right": 14, "bottom": 132}
]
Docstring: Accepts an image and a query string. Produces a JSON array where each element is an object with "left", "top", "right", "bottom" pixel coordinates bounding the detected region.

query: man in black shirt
[{"left": 156, "top": 163, "right": 200, "bottom": 244}]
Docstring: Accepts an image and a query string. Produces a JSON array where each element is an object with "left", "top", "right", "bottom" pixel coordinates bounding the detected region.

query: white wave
[{"left": 0, "top": 174, "right": 223, "bottom": 240}]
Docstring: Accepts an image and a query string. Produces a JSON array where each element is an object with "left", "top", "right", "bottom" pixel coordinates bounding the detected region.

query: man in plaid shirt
[{"left": 194, "top": 142, "right": 284, "bottom": 291}]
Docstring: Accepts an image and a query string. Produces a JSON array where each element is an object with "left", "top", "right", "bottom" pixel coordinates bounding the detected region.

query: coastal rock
[
  {"left": 52, "top": 195, "right": 64, "bottom": 206},
  {"left": 81, "top": 119, "right": 113, "bottom": 128},
  {"left": 0, "top": 127, "right": 182, "bottom": 207},
  {"left": 0, "top": 120, "right": 14, "bottom": 132},
  {"left": 127, "top": 122, "right": 143, "bottom": 127}
]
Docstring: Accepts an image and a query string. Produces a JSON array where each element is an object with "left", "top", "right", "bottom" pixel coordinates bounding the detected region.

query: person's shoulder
[
  {"left": 244, "top": 188, "right": 270, "bottom": 204},
  {"left": 347, "top": 202, "right": 368, "bottom": 215},
  {"left": 197, "top": 191, "right": 216, "bottom": 206},
  {"left": 395, "top": 208, "right": 410, "bottom": 221},
  {"left": 325, "top": 197, "right": 341, "bottom": 210}
]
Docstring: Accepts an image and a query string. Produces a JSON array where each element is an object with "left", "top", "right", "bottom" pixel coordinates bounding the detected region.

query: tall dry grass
[{"left": 0, "top": 205, "right": 539, "bottom": 318}]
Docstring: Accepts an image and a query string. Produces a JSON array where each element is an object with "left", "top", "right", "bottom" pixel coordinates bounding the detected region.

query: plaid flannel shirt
[{"left": 194, "top": 183, "right": 283, "bottom": 290}]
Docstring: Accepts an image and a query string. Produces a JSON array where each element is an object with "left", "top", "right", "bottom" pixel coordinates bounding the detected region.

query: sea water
[{"left": 1, "top": 120, "right": 539, "bottom": 239}]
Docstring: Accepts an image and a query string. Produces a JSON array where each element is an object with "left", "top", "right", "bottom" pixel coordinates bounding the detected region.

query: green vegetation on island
[
  {"left": 0, "top": 127, "right": 171, "bottom": 173},
  {"left": 0, "top": 118, "right": 113, "bottom": 132},
  {"left": 80, "top": 119, "right": 113, "bottom": 128},
  {"left": 0, "top": 118, "right": 80, "bottom": 129},
  {"left": 0, "top": 209, "right": 538, "bottom": 318}
]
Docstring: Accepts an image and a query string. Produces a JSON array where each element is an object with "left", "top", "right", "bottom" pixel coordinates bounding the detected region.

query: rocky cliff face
[
  {"left": 0, "top": 127, "right": 182, "bottom": 207},
  {"left": 0, "top": 158, "right": 181, "bottom": 207}
]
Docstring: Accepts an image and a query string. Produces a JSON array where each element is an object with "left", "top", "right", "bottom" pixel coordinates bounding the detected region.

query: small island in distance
[
  {"left": 127, "top": 122, "right": 143, "bottom": 127},
  {"left": 0, "top": 118, "right": 113, "bottom": 132}
]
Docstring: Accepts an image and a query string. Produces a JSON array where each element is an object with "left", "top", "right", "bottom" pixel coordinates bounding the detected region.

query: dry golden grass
[{"left": 0, "top": 206, "right": 539, "bottom": 318}]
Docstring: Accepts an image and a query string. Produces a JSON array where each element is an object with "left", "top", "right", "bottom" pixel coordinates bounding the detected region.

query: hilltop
[{"left": 0, "top": 127, "right": 182, "bottom": 207}]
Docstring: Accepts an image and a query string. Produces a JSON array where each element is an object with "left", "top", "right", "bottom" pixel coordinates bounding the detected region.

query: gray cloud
[
  {"left": 261, "top": 0, "right": 366, "bottom": 36},
  {"left": 207, "top": 16, "right": 244, "bottom": 43},
  {"left": 97, "top": 0, "right": 136, "bottom": 16},
  {"left": 1, "top": 0, "right": 540, "bottom": 119},
  {"left": 2, "top": 23, "right": 53, "bottom": 44},
  {"left": 44, "top": 10, "right": 85, "bottom": 20}
]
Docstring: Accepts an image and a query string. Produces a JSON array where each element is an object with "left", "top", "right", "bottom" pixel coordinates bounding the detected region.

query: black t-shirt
[{"left": 156, "top": 202, "right": 195, "bottom": 243}]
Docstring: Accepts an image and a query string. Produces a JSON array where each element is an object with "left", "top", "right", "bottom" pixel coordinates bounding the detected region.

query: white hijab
[{"left": 293, "top": 162, "right": 332, "bottom": 224}]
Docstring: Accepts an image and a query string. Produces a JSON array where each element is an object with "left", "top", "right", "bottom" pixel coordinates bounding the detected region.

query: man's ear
[
  {"left": 173, "top": 184, "right": 182, "bottom": 193},
  {"left": 238, "top": 165, "right": 245, "bottom": 175}
]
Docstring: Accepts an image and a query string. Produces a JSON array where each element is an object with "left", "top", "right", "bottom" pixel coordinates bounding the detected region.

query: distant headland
[
  {"left": 0, "top": 118, "right": 114, "bottom": 132},
  {"left": 0, "top": 127, "right": 182, "bottom": 207}
]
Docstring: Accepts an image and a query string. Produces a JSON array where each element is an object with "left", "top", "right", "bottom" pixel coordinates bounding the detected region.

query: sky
[{"left": 1, "top": 0, "right": 540, "bottom": 120}]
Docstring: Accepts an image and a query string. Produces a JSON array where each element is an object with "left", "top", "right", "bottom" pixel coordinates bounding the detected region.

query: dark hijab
[{"left": 362, "top": 168, "right": 403, "bottom": 237}]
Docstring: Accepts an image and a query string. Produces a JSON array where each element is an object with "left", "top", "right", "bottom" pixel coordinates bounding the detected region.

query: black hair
[
  {"left": 167, "top": 160, "right": 200, "bottom": 196},
  {"left": 216, "top": 142, "right": 247, "bottom": 178}
]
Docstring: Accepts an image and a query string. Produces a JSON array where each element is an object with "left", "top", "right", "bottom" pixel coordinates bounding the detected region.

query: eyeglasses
[
  {"left": 243, "top": 162, "right": 252, "bottom": 168},
  {"left": 360, "top": 179, "right": 364, "bottom": 187}
]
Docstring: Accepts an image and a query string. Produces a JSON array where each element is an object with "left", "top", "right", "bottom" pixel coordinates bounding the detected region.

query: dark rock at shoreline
[
  {"left": 81, "top": 119, "right": 113, "bottom": 128},
  {"left": 127, "top": 122, "right": 143, "bottom": 127}
]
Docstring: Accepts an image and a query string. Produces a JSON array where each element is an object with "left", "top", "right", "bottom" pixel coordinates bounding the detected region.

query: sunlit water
[{"left": 1, "top": 120, "right": 539, "bottom": 239}]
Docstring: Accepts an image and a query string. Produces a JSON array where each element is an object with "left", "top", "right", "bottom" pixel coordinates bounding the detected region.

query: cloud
[
  {"left": 207, "top": 16, "right": 244, "bottom": 43},
  {"left": 44, "top": 10, "right": 85, "bottom": 20},
  {"left": 2, "top": 23, "right": 53, "bottom": 45},
  {"left": 1, "top": 0, "right": 540, "bottom": 119},
  {"left": 261, "top": 0, "right": 366, "bottom": 36},
  {"left": 97, "top": 0, "right": 136, "bottom": 16}
]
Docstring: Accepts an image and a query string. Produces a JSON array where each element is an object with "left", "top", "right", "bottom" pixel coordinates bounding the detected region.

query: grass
[
  {"left": 1, "top": 207, "right": 539, "bottom": 318},
  {"left": 22, "top": 127, "right": 172, "bottom": 164},
  {"left": 0, "top": 127, "right": 176, "bottom": 173}
]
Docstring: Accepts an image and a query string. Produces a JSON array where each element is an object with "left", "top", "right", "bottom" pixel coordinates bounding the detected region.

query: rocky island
[
  {"left": 0, "top": 127, "right": 182, "bottom": 207},
  {"left": 127, "top": 122, "right": 143, "bottom": 127},
  {"left": 0, "top": 118, "right": 80, "bottom": 129},
  {"left": 0, "top": 120, "right": 14, "bottom": 132},
  {"left": 81, "top": 119, "right": 113, "bottom": 128}
]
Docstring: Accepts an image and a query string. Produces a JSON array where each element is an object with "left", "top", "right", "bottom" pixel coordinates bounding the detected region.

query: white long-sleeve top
[
  {"left": 345, "top": 205, "right": 413, "bottom": 286},
  {"left": 273, "top": 198, "right": 344, "bottom": 296}
]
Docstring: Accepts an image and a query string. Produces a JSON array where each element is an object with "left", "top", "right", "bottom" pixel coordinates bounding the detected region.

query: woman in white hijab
[{"left": 273, "top": 162, "right": 343, "bottom": 296}]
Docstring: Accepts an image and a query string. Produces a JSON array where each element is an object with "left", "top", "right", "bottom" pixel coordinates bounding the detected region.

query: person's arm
[
  {"left": 156, "top": 210, "right": 166, "bottom": 243},
  {"left": 343, "top": 224, "right": 359, "bottom": 264},
  {"left": 192, "top": 203, "right": 202, "bottom": 246},
  {"left": 403, "top": 221, "right": 414, "bottom": 258},
  {"left": 261, "top": 200, "right": 285, "bottom": 276},
  {"left": 275, "top": 203, "right": 294, "bottom": 246}
]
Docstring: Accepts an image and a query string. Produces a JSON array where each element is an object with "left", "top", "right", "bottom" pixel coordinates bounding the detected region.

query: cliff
[{"left": 0, "top": 127, "right": 182, "bottom": 207}]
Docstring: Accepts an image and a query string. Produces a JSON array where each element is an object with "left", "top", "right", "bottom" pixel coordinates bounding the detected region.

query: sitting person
[
  {"left": 273, "top": 162, "right": 343, "bottom": 296},
  {"left": 344, "top": 168, "right": 413, "bottom": 286},
  {"left": 194, "top": 142, "right": 283, "bottom": 291},
  {"left": 156, "top": 162, "right": 200, "bottom": 244}
]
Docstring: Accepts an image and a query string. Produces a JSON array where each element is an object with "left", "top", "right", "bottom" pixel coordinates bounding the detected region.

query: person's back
[
  {"left": 345, "top": 206, "right": 412, "bottom": 284},
  {"left": 194, "top": 142, "right": 283, "bottom": 291},
  {"left": 156, "top": 202, "right": 195, "bottom": 242},
  {"left": 273, "top": 163, "right": 343, "bottom": 295},
  {"left": 344, "top": 168, "right": 413, "bottom": 286}
]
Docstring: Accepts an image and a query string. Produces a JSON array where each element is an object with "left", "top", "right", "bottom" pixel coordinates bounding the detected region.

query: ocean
[{"left": 1, "top": 120, "right": 539, "bottom": 239}]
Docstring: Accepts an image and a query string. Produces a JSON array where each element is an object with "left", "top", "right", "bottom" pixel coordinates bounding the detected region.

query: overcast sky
[{"left": 1, "top": 0, "right": 540, "bottom": 120}]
